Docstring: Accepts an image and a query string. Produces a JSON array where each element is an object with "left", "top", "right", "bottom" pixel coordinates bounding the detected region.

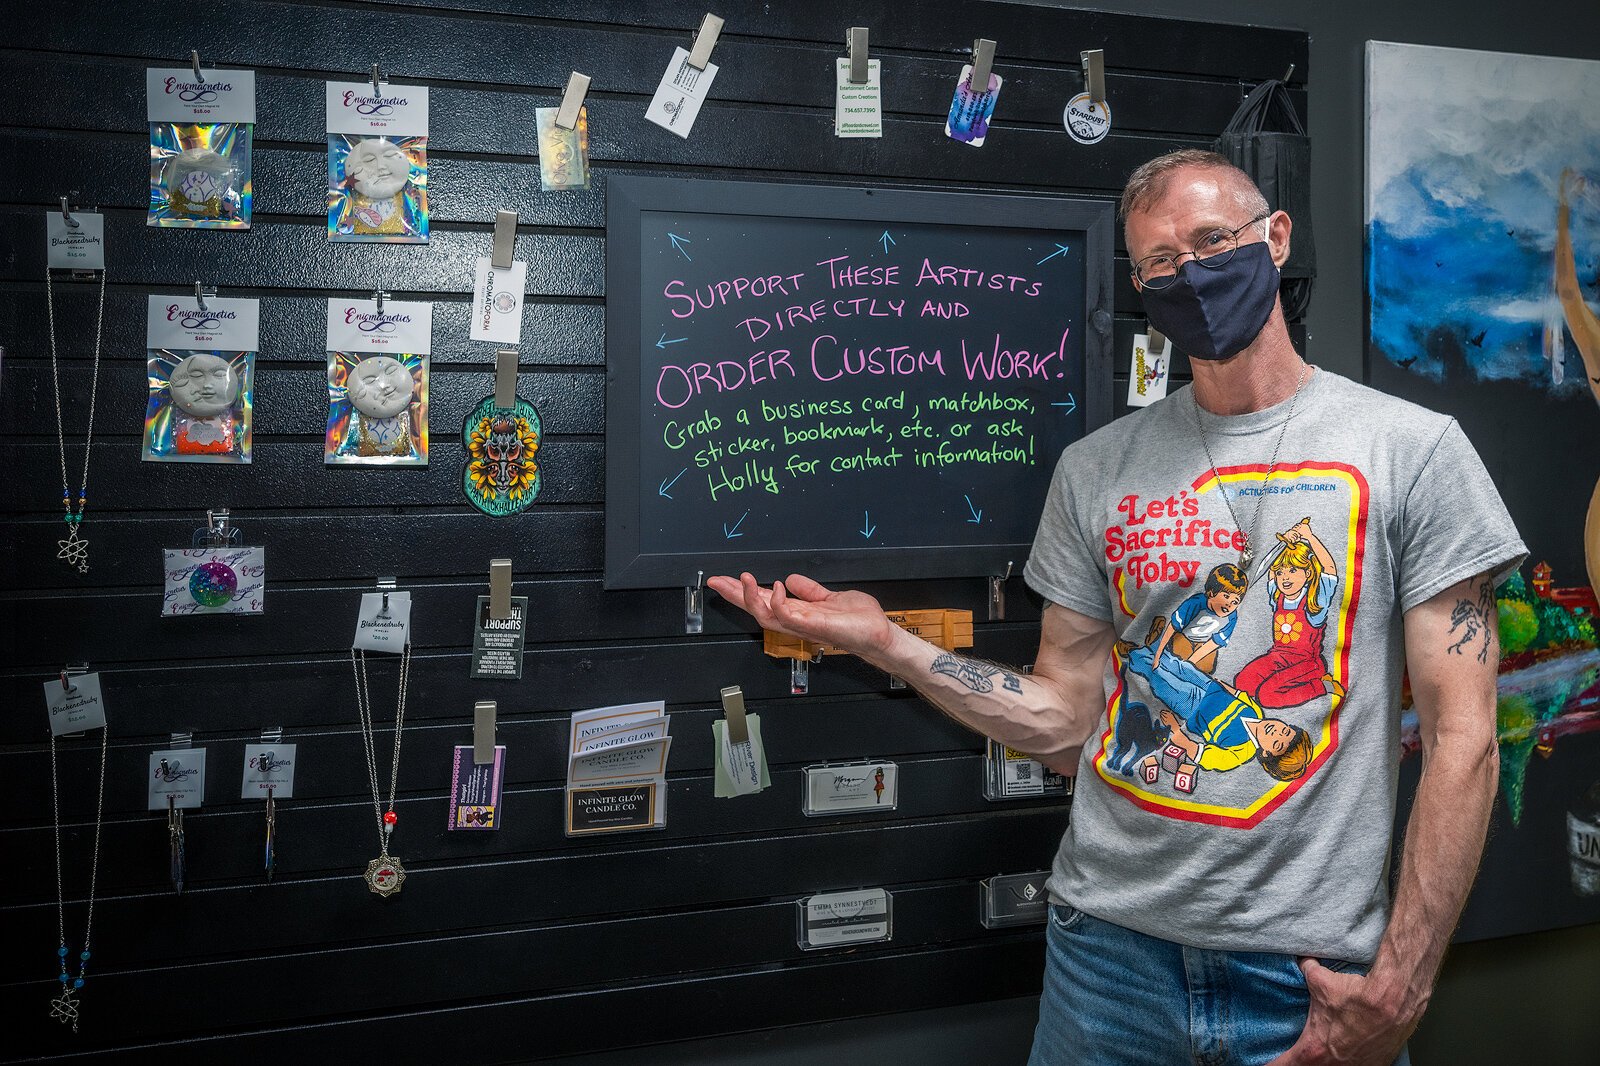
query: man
[{"left": 709, "top": 149, "right": 1524, "bottom": 1065}]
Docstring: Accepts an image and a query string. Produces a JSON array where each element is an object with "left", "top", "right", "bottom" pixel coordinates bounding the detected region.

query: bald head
[{"left": 1120, "top": 149, "right": 1268, "bottom": 222}]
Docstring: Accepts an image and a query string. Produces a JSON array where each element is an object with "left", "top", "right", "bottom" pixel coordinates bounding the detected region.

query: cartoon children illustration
[
  {"left": 1156, "top": 677, "right": 1314, "bottom": 781},
  {"left": 1120, "top": 563, "right": 1249, "bottom": 694},
  {"left": 1233, "top": 518, "right": 1347, "bottom": 709}
]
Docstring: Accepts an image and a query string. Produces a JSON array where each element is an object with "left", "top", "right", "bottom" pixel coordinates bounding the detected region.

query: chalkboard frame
[{"left": 605, "top": 174, "right": 1114, "bottom": 590}]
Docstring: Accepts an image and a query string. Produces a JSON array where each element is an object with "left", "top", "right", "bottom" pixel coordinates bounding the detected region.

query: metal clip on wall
[
  {"left": 989, "top": 560, "right": 1013, "bottom": 621},
  {"left": 377, "top": 575, "right": 398, "bottom": 615},
  {"left": 491, "top": 209, "right": 518, "bottom": 270},
  {"left": 488, "top": 558, "right": 513, "bottom": 620},
  {"left": 195, "top": 281, "right": 216, "bottom": 311},
  {"left": 846, "top": 27, "right": 870, "bottom": 84},
  {"left": 375, "top": 288, "right": 389, "bottom": 315},
  {"left": 474, "top": 700, "right": 497, "bottom": 765},
  {"left": 684, "top": 570, "right": 705, "bottom": 635},
  {"left": 370, "top": 62, "right": 385, "bottom": 98},
  {"left": 1080, "top": 49, "right": 1106, "bottom": 106},
  {"left": 191, "top": 49, "right": 204, "bottom": 82},
  {"left": 687, "top": 12, "right": 724, "bottom": 71},
  {"left": 556, "top": 72, "right": 591, "bottom": 130},
  {"left": 59, "top": 195, "right": 80, "bottom": 229},
  {"left": 970, "top": 38, "right": 997, "bottom": 91},
  {"left": 194, "top": 508, "right": 240, "bottom": 549},
  {"left": 494, "top": 349, "right": 518, "bottom": 410}
]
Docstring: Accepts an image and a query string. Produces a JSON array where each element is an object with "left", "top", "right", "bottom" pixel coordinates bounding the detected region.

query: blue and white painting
[
  {"left": 1366, "top": 41, "right": 1600, "bottom": 944},
  {"left": 1366, "top": 41, "right": 1600, "bottom": 390}
]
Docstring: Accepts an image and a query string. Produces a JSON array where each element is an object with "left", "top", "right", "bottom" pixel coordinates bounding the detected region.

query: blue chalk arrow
[
  {"left": 656, "top": 332, "right": 687, "bottom": 349},
  {"left": 668, "top": 233, "right": 693, "bottom": 261},
  {"left": 724, "top": 510, "right": 749, "bottom": 539},
  {"left": 1037, "top": 244, "right": 1071, "bottom": 265},
  {"left": 1050, "top": 393, "right": 1078, "bottom": 414},
  {"left": 879, "top": 230, "right": 896, "bottom": 253},
  {"left": 965, "top": 495, "right": 983, "bottom": 524},
  {"left": 659, "top": 468, "right": 687, "bottom": 499},
  {"left": 860, "top": 512, "right": 877, "bottom": 539}
]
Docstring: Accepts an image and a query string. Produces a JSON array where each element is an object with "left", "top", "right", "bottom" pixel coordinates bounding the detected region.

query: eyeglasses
[{"left": 1133, "top": 215, "right": 1269, "bottom": 290}]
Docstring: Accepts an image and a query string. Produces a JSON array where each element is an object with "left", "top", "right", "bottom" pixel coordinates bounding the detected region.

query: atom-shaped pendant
[
  {"left": 50, "top": 985, "right": 80, "bottom": 1031},
  {"left": 57, "top": 526, "right": 90, "bottom": 573}
]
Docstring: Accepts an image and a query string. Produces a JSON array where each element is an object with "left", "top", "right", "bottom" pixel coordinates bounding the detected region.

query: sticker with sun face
[{"left": 461, "top": 394, "right": 542, "bottom": 517}]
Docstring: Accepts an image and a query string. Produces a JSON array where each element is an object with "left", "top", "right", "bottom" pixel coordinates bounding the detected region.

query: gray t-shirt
[{"left": 1023, "top": 369, "right": 1525, "bottom": 963}]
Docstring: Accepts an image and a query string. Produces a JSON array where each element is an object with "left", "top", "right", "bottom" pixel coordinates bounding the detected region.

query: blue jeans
[{"left": 1027, "top": 905, "right": 1411, "bottom": 1066}]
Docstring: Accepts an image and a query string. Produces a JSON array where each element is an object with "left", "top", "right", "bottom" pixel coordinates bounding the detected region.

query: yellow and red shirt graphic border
[{"left": 1092, "top": 461, "right": 1369, "bottom": 829}]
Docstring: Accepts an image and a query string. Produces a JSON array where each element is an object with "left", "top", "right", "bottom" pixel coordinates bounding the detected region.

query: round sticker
[
  {"left": 1063, "top": 92, "right": 1112, "bottom": 145},
  {"left": 189, "top": 561, "right": 238, "bottom": 607}
]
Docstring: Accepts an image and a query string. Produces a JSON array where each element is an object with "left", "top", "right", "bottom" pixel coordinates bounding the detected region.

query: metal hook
[
  {"left": 375, "top": 289, "right": 388, "bottom": 315},
  {"left": 1282, "top": 63, "right": 1295, "bottom": 83},
  {"left": 370, "top": 62, "right": 384, "bottom": 99},
  {"left": 61, "top": 670, "right": 74, "bottom": 693},
  {"left": 195, "top": 281, "right": 209, "bottom": 312},
  {"left": 191, "top": 50, "right": 203, "bottom": 82},
  {"left": 59, "top": 196, "right": 79, "bottom": 229}
]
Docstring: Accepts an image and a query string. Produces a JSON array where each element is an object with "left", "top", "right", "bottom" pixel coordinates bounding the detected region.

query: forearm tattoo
[
  {"left": 1446, "top": 578, "right": 1496, "bottom": 664},
  {"left": 930, "top": 652, "right": 1024, "bottom": 693}
]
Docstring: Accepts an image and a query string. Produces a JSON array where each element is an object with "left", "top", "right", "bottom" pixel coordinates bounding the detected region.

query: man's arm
[
  {"left": 1272, "top": 571, "right": 1499, "bottom": 1065},
  {"left": 707, "top": 572, "right": 1114, "bottom": 776}
]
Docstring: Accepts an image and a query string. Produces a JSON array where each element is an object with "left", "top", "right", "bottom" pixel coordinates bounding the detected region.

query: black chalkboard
[{"left": 605, "top": 176, "right": 1113, "bottom": 589}]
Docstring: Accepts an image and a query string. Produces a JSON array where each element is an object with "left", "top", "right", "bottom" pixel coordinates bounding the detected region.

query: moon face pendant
[{"left": 365, "top": 855, "right": 405, "bottom": 897}]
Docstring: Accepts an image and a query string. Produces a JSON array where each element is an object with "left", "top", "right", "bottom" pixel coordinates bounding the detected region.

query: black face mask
[{"left": 1139, "top": 240, "right": 1280, "bottom": 361}]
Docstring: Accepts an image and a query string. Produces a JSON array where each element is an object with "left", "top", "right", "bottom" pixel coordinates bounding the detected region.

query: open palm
[{"left": 706, "top": 572, "right": 897, "bottom": 658}]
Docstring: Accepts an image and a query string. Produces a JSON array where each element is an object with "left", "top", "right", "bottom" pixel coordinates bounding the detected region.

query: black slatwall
[{"left": 0, "top": 3, "right": 1307, "bottom": 1061}]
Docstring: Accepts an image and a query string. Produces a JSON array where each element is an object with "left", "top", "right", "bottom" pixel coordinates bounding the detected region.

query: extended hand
[
  {"left": 707, "top": 572, "right": 898, "bottom": 658},
  {"left": 1266, "top": 960, "right": 1415, "bottom": 1066}
]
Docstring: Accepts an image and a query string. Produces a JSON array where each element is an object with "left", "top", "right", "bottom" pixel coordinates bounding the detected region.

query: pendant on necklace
[
  {"left": 57, "top": 522, "right": 89, "bottom": 573},
  {"left": 1237, "top": 540, "right": 1254, "bottom": 571},
  {"left": 365, "top": 854, "right": 405, "bottom": 897},
  {"left": 50, "top": 985, "right": 80, "bottom": 1030}
]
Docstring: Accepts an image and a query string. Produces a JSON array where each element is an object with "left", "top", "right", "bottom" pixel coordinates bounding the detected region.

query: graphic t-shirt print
[{"left": 1098, "top": 461, "right": 1369, "bottom": 827}]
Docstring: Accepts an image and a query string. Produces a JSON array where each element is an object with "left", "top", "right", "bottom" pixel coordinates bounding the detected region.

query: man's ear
[{"left": 1267, "top": 210, "right": 1293, "bottom": 268}]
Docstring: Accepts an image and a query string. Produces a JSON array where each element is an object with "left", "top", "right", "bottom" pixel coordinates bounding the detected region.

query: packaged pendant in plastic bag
[
  {"left": 146, "top": 67, "right": 255, "bottom": 229},
  {"left": 327, "top": 79, "right": 429, "bottom": 243},
  {"left": 325, "top": 298, "right": 432, "bottom": 465},
  {"left": 143, "top": 294, "right": 259, "bottom": 463}
]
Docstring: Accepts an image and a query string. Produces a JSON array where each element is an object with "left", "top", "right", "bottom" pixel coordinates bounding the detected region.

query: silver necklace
[
  {"left": 1194, "top": 362, "right": 1311, "bottom": 571},
  {"left": 352, "top": 644, "right": 411, "bottom": 897},
  {"left": 46, "top": 268, "right": 106, "bottom": 574},
  {"left": 48, "top": 720, "right": 109, "bottom": 1032}
]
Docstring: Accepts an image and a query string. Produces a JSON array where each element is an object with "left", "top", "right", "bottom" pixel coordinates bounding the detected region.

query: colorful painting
[{"left": 1366, "top": 41, "right": 1600, "bottom": 939}]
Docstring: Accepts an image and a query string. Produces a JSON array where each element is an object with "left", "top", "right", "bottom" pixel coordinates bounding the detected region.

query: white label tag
[
  {"left": 46, "top": 212, "right": 105, "bottom": 271},
  {"left": 354, "top": 590, "right": 411, "bottom": 652},
  {"left": 568, "top": 737, "right": 673, "bottom": 786},
  {"left": 714, "top": 715, "right": 768, "bottom": 796},
  {"left": 146, "top": 295, "right": 261, "bottom": 352},
  {"left": 147, "top": 68, "right": 257, "bottom": 123},
  {"left": 149, "top": 748, "right": 207, "bottom": 809},
  {"left": 162, "top": 546, "right": 266, "bottom": 616},
  {"left": 644, "top": 47, "right": 718, "bottom": 139},
  {"left": 242, "top": 742, "right": 297, "bottom": 799},
  {"left": 803, "top": 761, "right": 898, "bottom": 814},
  {"left": 469, "top": 258, "right": 527, "bottom": 344},
  {"left": 1127, "top": 332, "right": 1172, "bottom": 407},
  {"left": 326, "top": 81, "right": 429, "bottom": 135},
  {"left": 1063, "top": 92, "right": 1112, "bottom": 145},
  {"left": 835, "top": 59, "right": 883, "bottom": 138},
  {"left": 578, "top": 719, "right": 670, "bottom": 754},
  {"left": 802, "top": 888, "right": 891, "bottom": 947},
  {"left": 569, "top": 702, "right": 667, "bottom": 751},
  {"left": 326, "top": 298, "right": 434, "bottom": 353},
  {"left": 44, "top": 674, "right": 107, "bottom": 736}
]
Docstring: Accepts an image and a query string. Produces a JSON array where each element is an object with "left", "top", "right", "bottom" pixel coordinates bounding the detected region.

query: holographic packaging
[
  {"left": 146, "top": 67, "right": 256, "bottom": 229},
  {"left": 143, "top": 295, "right": 260, "bottom": 464},
  {"left": 325, "top": 298, "right": 432, "bottom": 465},
  {"left": 535, "top": 105, "right": 590, "bottom": 192},
  {"left": 327, "top": 81, "right": 430, "bottom": 243}
]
